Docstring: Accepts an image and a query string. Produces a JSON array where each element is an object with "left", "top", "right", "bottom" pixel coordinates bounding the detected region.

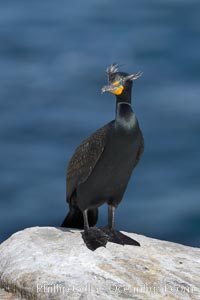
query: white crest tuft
[{"left": 106, "top": 63, "right": 119, "bottom": 79}]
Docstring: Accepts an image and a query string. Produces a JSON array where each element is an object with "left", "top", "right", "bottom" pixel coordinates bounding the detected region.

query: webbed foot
[
  {"left": 102, "top": 227, "right": 140, "bottom": 246},
  {"left": 81, "top": 227, "right": 109, "bottom": 251}
]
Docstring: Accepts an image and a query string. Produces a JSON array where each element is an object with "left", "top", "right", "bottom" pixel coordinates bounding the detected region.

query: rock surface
[
  {"left": 0, "top": 227, "right": 199, "bottom": 300},
  {"left": 0, "top": 288, "right": 24, "bottom": 300}
]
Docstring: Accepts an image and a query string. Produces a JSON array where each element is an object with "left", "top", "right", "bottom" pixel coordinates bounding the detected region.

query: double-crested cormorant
[{"left": 61, "top": 64, "right": 144, "bottom": 250}]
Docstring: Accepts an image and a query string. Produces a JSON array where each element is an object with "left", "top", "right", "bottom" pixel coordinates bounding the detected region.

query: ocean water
[{"left": 0, "top": 0, "right": 199, "bottom": 247}]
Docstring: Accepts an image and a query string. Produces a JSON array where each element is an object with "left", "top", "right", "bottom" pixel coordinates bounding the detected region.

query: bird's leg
[
  {"left": 83, "top": 209, "right": 89, "bottom": 231},
  {"left": 81, "top": 209, "right": 108, "bottom": 251},
  {"left": 102, "top": 205, "right": 124, "bottom": 245},
  {"left": 108, "top": 205, "right": 115, "bottom": 230},
  {"left": 102, "top": 204, "right": 140, "bottom": 247}
]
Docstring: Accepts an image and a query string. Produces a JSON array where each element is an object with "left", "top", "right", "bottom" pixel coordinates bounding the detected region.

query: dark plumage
[{"left": 61, "top": 64, "right": 144, "bottom": 250}]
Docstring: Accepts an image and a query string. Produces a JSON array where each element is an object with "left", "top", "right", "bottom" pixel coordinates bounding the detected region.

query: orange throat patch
[{"left": 111, "top": 84, "right": 124, "bottom": 95}]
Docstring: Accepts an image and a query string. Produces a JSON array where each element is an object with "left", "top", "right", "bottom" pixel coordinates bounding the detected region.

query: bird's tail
[{"left": 61, "top": 204, "right": 98, "bottom": 229}]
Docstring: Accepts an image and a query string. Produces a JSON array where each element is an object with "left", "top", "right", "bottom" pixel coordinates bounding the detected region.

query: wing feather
[{"left": 66, "top": 121, "right": 113, "bottom": 201}]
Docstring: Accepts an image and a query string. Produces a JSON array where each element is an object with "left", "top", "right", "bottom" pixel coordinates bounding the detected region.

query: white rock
[
  {"left": 0, "top": 227, "right": 199, "bottom": 300},
  {"left": 0, "top": 288, "right": 23, "bottom": 300}
]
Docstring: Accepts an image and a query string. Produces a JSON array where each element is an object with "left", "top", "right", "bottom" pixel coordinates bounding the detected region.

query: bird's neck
[
  {"left": 116, "top": 89, "right": 132, "bottom": 104},
  {"left": 115, "top": 102, "right": 138, "bottom": 131}
]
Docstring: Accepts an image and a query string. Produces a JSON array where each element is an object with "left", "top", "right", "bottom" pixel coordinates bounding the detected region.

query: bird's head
[{"left": 101, "top": 64, "right": 142, "bottom": 101}]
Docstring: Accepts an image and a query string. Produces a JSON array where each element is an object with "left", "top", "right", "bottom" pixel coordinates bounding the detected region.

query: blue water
[{"left": 0, "top": 0, "right": 199, "bottom": 247}]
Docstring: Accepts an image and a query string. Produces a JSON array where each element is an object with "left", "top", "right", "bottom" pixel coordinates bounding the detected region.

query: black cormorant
[{"left": 61, "top": 64, "right": 144, "bottom": 250}]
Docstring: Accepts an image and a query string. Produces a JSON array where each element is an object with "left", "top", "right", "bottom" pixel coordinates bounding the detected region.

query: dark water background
[{"left": 0, "top": 0, "right": 199, "bottom": 247}]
